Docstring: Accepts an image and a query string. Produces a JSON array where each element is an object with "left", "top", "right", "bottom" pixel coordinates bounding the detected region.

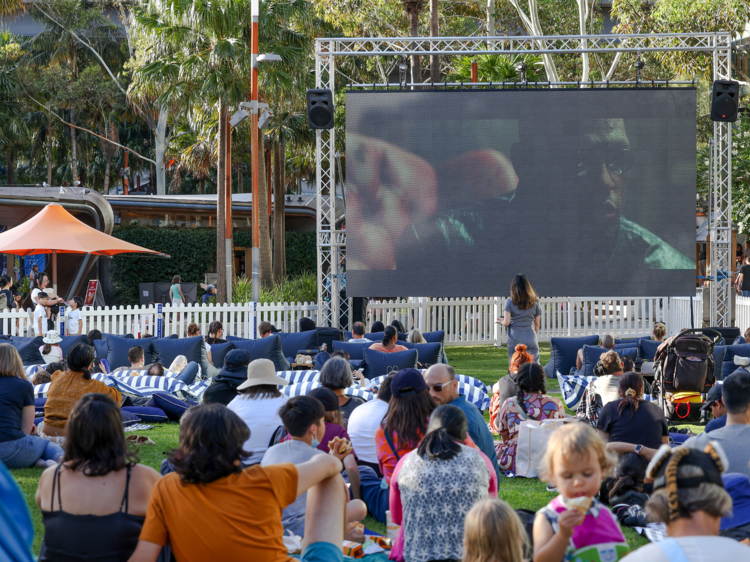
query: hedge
[{"left": 111, "top": 226, "right": 316, "bottom": 306}]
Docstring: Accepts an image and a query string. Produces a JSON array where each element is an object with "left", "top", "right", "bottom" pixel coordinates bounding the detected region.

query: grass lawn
[{"left": 12, "top": 343, "right": 660, "bottom": 554}]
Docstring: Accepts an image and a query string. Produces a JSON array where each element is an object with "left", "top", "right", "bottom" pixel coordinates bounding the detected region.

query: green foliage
[
  {"left": 110, "top": 225, "right": 216, "bottom": 306},
  {"left": 234, "top": 230, "right": 316, "bottom": 278},
  {"left": 232, "top": 272, "right": 317, "bottom": 304},
  {"left": 449, "top": 54, "right": 546, "bottom": 83},
  {"left": 110, "top": 226, "right": 316, "bottom": 306}
]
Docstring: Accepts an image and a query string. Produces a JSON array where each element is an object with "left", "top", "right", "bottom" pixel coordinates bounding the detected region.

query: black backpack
[{"left": 654, "top": 329, "right": 719, "bottom": 394}]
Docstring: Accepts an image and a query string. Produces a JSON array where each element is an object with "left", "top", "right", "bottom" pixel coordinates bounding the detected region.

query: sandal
[{"left": 126, "top": 435, "right": 155, "bottom": 445}]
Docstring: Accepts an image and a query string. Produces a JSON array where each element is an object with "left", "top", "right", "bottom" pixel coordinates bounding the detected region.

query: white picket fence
[
  {"left": 0, "top": 301, "right": 318, "bottom": 339},
  {"left": 1, "top": 295, "right": 703, "bottom": 346},
  {"left": 366, "top": 295, "right": 703, "bottom": 346},
  {"left": 736, "top": 296, "right": 750, "bottom": 334}
]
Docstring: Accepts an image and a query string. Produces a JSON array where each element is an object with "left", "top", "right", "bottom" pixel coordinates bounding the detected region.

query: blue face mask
[{"left": 311, "top": 429, "right": 320, "bottom": 449}]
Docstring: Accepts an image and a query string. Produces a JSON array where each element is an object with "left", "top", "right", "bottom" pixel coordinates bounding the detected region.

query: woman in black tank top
[
  {"left": 35, "top": 393, "right": 162, "bottom": 562},
  {"left": 40, "top": 464, "right": 144, "bottom": 561}
]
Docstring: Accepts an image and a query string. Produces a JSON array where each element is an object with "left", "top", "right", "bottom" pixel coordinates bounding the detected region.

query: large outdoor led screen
[{"left": 345, "top": 89, "right": 696, "bottom": 297}]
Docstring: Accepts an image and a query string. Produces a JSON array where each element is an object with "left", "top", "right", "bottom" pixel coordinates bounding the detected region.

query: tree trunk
[
  {"left": 216, "top": 100, "right": 227, "bottom": 304},
  {"left": 258, "top": 130, "right": 273, "bottom": 289},
  {"left": 103, "top": 157, "right": 111, "bottom": 194},
  {"left": 429, "top": 0, "right": 439, "bottom": 83},
  {"left": 238, "top": 167, "right": 243, "bottom": 194},
  {"left": 154, "top": 107, "right": 169, "bottom": 195},
  {"left": 273, "top": 136, "right": 286, "bottom": 282},
  {"left": 6, "top": 151, "right": 14, "bottom": 186},
  {"left": 408, "top": 7, "right": 421, "bottom": 88},
  {"left": 70, "top": 109, "right": 77, "bottom": 183},
  {"left": 199, "top": 178, "right": 205, "bottom": 195},
  {"left": 47, "top": 119, "right": 53, "bottom": 186}
]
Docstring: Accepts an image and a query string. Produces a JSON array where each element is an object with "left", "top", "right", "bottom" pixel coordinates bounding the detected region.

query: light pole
[
  {"left": 250, "top": 0, "right": 260, "bottom": 303},
  {"left": 248, "top": 0, "right": 281, "bottom": 303}
]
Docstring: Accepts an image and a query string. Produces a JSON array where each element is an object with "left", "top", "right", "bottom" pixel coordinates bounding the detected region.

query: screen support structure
[{"left": 314, "top": 33, "right": 733, "bottom": 328}]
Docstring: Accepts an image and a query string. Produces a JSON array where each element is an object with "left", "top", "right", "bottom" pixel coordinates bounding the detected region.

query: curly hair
[
  {"left": 600, "top": 350, "right": 623, "bottom": 375},
  {"left": 170, "top": 404, "right": 249, "bottom": 484}
]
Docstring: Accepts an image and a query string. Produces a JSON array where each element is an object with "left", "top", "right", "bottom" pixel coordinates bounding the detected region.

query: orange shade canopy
[{"left": 0, "top": 204, "right": 165, "bottom": 257}]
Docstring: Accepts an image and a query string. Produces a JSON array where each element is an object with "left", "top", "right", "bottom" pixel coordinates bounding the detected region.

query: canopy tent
[{"left": 0, "top": 203, "right": 166, "bottom": 294}]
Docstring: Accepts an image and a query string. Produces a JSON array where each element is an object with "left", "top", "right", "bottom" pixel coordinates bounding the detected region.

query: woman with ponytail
[
  {"left": 497, "top": 363, "right": 565, "bottom": 472},
  {"left": 42, "top": 343, "right": 121, "bottom": 443},
  {"left": 389, "top": 405, "right": 498, "bottom": 562},
  {"left": 597, "top": 372, "right": 668, "bottom": 457}
]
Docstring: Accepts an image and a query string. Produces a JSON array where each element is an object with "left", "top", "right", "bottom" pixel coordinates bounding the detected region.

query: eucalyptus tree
[{"left": 26, "top": 0, "right": 127, "bottom": 182}]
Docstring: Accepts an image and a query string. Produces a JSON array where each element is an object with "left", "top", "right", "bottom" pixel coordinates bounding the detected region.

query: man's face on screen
[{"left": 555, "top": 119, "right": 633, "bottom": 239}]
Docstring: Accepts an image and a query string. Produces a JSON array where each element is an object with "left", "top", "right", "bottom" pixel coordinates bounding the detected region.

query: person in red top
[
  {"left": 368, "top": 326, "right": 409, "bottom": 354},
  {"left": 127, "top": 404, "right": 348, "bottom": 562}
]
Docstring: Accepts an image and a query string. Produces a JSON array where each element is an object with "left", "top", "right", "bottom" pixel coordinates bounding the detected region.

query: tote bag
[{"left": 515, "top": 417, "right": 575, "bottom": 478}]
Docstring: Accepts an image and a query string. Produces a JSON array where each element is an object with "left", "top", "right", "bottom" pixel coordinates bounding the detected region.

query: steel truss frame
[{"left": 315, "top": 33, "right": 733, "bottom": 327}]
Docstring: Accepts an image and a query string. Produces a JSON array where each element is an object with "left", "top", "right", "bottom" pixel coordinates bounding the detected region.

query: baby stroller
[{"left": 652, "top": 328, "right": 721, "bottom": 424}]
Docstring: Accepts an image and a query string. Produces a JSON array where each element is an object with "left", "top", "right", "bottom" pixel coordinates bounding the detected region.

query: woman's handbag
[{"left": 515, "top": 416, "right": 576, "bottom": 478}]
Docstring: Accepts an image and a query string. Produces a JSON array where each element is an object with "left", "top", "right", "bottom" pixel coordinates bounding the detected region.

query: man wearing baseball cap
[{"left": 702, "top": 384, "right": 727, "bottom": 433}]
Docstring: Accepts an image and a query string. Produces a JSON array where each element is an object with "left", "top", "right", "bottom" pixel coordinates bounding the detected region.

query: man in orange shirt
[{"left": 127, "top": 404, "right": 347, "bottom": 562}]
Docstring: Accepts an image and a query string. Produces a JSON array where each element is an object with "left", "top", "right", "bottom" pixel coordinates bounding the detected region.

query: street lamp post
[{"left": 250, "top": 0, "right": 260, "bottom": 303}]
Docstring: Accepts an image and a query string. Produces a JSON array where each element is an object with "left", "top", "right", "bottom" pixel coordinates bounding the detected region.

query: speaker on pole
[
  {"left": 710, "top": 80, "right": 740, "bottom": 122},
  {"left": 306, "top": 89, "right": 334, "bottom": 129}
]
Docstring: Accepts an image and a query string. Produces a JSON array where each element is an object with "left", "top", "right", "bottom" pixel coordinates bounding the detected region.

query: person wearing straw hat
[
  {"left": 39, "top": 330, "right": 63, "bottom": 365},
  {"left": 622, "top": 443, "right": 750, "bottom": 561},
  {"left": 227, "top": 358, "right": 289, "bottom": 465}
]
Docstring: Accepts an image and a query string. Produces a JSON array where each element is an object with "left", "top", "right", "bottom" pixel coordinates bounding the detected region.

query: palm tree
[{"left": 403, "top": 1, "right": 425, "bottom": 87}]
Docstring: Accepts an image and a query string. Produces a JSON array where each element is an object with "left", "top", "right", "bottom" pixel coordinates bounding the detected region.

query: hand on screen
[{"left": 346, "top": 134, "right": 438, "bottom": 270}]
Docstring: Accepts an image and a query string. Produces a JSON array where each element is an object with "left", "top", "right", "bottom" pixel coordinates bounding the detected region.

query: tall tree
[{"left": 403, "top": 1, "right": 425, "bottom": 87}]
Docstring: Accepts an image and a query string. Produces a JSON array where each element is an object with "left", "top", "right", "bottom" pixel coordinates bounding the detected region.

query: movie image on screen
[{"left": 345, "top": 89, "right": 696, "bottom": 297}]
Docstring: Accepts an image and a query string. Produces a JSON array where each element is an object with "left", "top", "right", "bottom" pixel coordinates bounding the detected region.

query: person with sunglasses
[{"left": 425, "top": 364, "right": 500, "bottom": 481}]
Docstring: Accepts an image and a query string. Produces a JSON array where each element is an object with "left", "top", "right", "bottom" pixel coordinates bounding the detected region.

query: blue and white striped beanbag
[
  {"left": 282, "top": 381, "right": 375, "bottom": 402},
  {"left": 277, "top": 370, "right": 321, "bottom": 384},
  {"left": 556, "top": 371, "right": 596, "bottom": 409}
]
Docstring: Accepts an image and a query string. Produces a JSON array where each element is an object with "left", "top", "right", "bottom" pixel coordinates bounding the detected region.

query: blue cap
[
  {"left": 391, "top": 368, "right": 427, "bottom": 398},
  {"left": 721, "top": 473, "right": 750, "bottom": 530}
]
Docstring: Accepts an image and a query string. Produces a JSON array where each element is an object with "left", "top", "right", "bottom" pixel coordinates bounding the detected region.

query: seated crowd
[{"left": 3, "top": 320, "right": 750, "bottom": 562}]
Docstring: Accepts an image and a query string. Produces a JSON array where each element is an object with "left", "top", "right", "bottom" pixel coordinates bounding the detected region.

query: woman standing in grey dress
[{"left": 496, "top": 275, "right": 542, "bottom": 363}]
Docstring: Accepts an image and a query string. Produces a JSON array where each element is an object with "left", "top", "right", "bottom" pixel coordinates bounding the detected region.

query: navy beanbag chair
[
  {"left": 363, "top": 347, "right": 418, "bottom": 379},
  {"left": 413, "top": 342, "right": 442, "bottom": 366},
  {"left": 279, "top": 331, "right": 319, "bottom": 360},
  {"left": 93, "top": 339, "right": 108, "bottom": 359},
  {"left": 544, "top": 335, "right": 599, "bottom": 379},
  {"left": 637, "top": 339, "right": 661, "bottom": 362},
  {"left": 146, "top": 392, "right": 192, "bottom": 421},
  {"left": 577, "top": 345, "right": 636, "bottom": 378},
  {"left": 210, "top": 342, "right": 234, "bottom": 369},
  {"left": 107, "top": 335, "right": 158, "bottom": 370},
  {"left": 152, "top": 335, "right": 219, "bottom": 379},
  {"left": 9, "top": 336, "right": 45, "bottom": 365},
  {"left": 734, "top": 336, "right": 746, "bottom": 345},
  {"left": 720, "top": 344, "right": 750, "bottom": 380},
  {"left": 227, "top": 334, "right": 291, "bottom": 372},
  {"left": 58, "top": 335, "right": 90, "bottom": 360},
  {"left": 121, "top": 406, "right": 168, "bottom": 423},
  {"left": 332, "top": 340, "right": 373, "bottom": 361},
  {"left": 614, "top": 336, "right": 650, "bottom": 345}
]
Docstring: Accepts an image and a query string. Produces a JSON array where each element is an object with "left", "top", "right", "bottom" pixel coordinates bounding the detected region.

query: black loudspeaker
[
  {"left": 306, "top": 89, "right": 334, "bottom": 129},
  {"left": 711, "top": 80, "right": 740, "bottom": 122},
  {"left": 351, "top": 297, "right": 368, "bottom": 324}
]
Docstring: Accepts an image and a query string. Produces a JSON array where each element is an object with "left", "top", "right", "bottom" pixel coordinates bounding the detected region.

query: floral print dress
[{"left": 496, "top": 392, "right": 566, "bottom": 472}]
